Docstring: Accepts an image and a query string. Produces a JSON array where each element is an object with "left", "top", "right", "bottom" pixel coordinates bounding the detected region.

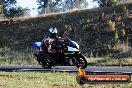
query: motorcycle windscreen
[
  {"left": 32, "top": 42, "right": 42, "bottom": 49},
  {"left": 68, "top": 46, "right": 79, "bottom": 51},
  {"left": 67, "top": 39, "right": 79, "bottom": 49}
]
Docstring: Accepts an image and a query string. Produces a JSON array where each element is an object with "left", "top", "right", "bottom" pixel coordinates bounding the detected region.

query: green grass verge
[
  {"left": 0, "top": 72, "right": 131, "bottom": 88},
  {"left": 87, "top": 57, "right": 132, "bottom": 66},
  {"left": 0, "top": 50, "right": 38, "bottom": 65}
]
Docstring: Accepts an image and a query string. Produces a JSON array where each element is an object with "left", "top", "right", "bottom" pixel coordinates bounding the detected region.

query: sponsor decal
[{"left": 76, "top": 67, "right": 131, "bottom": 85}]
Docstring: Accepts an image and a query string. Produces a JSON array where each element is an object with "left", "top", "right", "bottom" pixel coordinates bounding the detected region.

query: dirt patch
[
  {"left": 52, "top": 84, "right": 77, "bottom": 88},
  {"left": 51, "top": 84, "right": 95, "bottom": 88},
  {"left": 0, "top": 75, "right": 13, "bottom": 80}
]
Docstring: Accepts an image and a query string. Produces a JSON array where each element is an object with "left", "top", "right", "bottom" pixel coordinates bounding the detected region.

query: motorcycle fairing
[
  {"left": 64, "top": 52, "right": 75, "bottom": 55},
  {"left": 67, "top": 46, "right": 79, "bottom": 51},
  {"left": 32, "top": 42, "right": 42, "bottom": 49}
]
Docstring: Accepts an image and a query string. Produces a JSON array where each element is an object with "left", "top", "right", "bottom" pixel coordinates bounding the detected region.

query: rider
[{"left": 41, "top": 27, "right": 62, "bottom": 53}]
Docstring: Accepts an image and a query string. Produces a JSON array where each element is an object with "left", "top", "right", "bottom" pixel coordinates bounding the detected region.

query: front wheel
[{"left": 72, "top": 53, "right": 88, "bottom": 69}]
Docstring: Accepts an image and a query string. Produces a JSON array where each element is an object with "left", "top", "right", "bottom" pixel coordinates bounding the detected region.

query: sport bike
[{"left": 32, "top": 38, "right": 87, "bottom": 69}]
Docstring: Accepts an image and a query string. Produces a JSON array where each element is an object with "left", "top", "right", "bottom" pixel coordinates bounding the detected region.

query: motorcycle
[{"left": 32, "top": 38, "right": 88, "bottom": 69}]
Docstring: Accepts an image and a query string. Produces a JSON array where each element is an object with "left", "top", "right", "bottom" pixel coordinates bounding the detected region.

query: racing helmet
[{"left": 48, "top": 28, "right": 58, "bottom": 38}]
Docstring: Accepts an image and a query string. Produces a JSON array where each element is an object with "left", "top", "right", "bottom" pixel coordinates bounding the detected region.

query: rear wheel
[
  {"left": 37, "top": 57, "right": 52, "bottom": 69},
  {"left": 36, "top": 52, "right": 53, "bottom": 69}
]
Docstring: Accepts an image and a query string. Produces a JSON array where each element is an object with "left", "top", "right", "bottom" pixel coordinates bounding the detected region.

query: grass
[
  {"left": 87, "top": 57, "right": 132, "bottom": 66},
  {"left": 0, "top": 47, "right": 38, "bottom": 66},
  {"left": 0, "top": 72, "right": 76, "bottom": 88},
  {"left": 86, "top": 41, "right": 132, "bottom": 66},
  {"left": 0, "top": 71, "right": 131, "bottom": 88},
  {"left": 0, "top": 53, "right": 38, "bottom": 66}
]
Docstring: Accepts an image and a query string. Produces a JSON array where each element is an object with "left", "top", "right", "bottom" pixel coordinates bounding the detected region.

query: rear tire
[
  {"left": 36, "top": 51, "right": 53, "bottom": 69},
  {"left": 37, "top": 57, "right": 52, "bottom": 69}
]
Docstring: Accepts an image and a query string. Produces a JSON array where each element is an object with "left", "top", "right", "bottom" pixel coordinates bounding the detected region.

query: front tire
[{"left": 73, "top": 53, "right": 88, "bottom": 69}]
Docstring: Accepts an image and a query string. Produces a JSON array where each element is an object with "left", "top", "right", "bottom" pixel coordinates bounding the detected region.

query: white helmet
[
  {"left": 49, "top": 28, "right": 57, "bottom": 33},
  {"left": 48, "top": 28, "right": 58, "bottom": 38}
]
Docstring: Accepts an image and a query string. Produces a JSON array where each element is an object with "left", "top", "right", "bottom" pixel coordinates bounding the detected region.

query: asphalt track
[{"left": 0, "top": 66, "right": 132, "bottom": 74}]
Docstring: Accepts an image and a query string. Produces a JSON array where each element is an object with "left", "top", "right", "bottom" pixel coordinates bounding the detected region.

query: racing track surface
[{"left": 0, "top": 66, "right": 132, "bottom": 74}]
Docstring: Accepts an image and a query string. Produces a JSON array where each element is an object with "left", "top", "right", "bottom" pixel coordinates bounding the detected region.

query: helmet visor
[{"left": 50, "top": 33, "right": 57, "bottom": 38}]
